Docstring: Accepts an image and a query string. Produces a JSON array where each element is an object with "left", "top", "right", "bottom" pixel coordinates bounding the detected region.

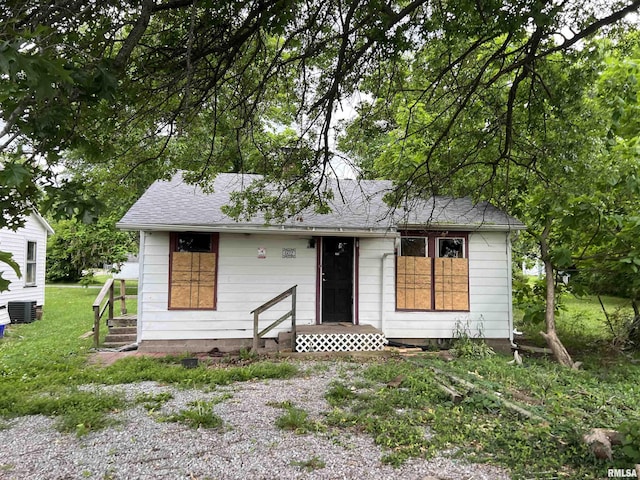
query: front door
[{"left": 321, "top": 237, "right": 354, "bottom": 323}]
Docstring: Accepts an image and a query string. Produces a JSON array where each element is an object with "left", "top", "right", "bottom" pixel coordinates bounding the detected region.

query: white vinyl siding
[
  {"left": 138, "top": 232, "right": 317, "bottom": 341},
  {"left": 0, "top": 213, "right": 50, "bottom": 307},
  {"left": 137, "top": 230, "right": 513, "bottom": 342},
  {"left": 358, "top": 232, "right": 512, "bottom": 340}
]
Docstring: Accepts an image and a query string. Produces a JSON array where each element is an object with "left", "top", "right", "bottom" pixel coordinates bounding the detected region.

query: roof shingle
[{"left": 117, "top": 173, "right": 525, "bottom": 233}]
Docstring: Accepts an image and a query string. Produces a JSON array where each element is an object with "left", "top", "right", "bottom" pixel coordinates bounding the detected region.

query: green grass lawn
[
  {"left": 0, "top": 285, "right": 297, "bottom": 436},
  {"left": 1, "top": 285, "right": 639, "bottom": 478},
  {"left": 515, "top": 291, "right": 636, "bottom": 354}
]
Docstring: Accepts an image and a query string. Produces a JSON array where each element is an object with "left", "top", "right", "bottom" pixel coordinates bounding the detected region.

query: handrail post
[
  {"left": 120, "top": 279, "right": 127, "bottom": 315},
  {"left": 291, "top": 286, "right": 297, "bottom": 352},
  {"left": 253, "top": 311, "right": 260, "bottom": 351},
  {"left": 93, "top": 305, "right": 100, "bottom": 348},
  {"left": 108, "top": 282, "right": 114, "bottom": 326},
  {"left": 92, "top": 278, "right": 115, "bottom": 348}
]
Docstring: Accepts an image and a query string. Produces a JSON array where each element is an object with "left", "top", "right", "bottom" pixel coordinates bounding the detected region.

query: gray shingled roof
[{"left": 117, "top": 173, "right": 525, "bottom": 233}]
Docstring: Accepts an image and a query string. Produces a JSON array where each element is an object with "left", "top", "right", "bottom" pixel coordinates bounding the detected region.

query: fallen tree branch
[
  {"left": 433, "top": 379, "right": 463, "bottom": 404},
  {"left": 430, "top": 366, "right": 547, "bottom": 422}
]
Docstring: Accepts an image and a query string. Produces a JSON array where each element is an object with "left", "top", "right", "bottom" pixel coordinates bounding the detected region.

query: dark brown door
[{"left": 322, "top": 237, "right": 354, "bottom": 323}]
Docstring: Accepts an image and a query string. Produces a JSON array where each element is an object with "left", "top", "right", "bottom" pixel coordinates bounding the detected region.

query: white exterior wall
[
  {"left": 0, "top": 213, "right": 49, "bottom": 307},
  {"left": 358, "top": 232, "right": 513, "bottom": 340},
  {"left": 139, "top": 230, "right": 513, "bottom": 342},
  {"left": 138, "top": 232, "right": 317, "bottom": 341}
]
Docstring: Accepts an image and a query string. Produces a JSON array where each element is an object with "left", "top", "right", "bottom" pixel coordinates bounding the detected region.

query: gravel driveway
[{"left": 0, "top": 361, "right": 510, "bottom": 479}]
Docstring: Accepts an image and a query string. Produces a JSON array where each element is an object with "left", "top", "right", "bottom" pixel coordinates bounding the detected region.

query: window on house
[
  {"left": 25, "top": 241, "right": 37, "bottom": 286},
  {"left": 396, "top": 233, "right": 469, "bottom": 311},
  {"left": 169, "top": 232, "right": 218, "bottom": 309},
  {"left": 437, "top": 238, "right": 464, "bottom": 258},
  {"left": 400, "top": 237, "right": 427, "bottom": 257}
]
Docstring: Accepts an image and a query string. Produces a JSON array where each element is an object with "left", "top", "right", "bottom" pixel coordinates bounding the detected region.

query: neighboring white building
[
  {"left": 117, "top": 173, "right": 526, "bottom": 353},
  {"left": 0, "top": 211, "right": 54, "bottom": 323}
]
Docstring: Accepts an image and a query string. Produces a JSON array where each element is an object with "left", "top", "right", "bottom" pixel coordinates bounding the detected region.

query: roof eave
[
  {"left": 398, "top": 223, "right": 527, "bottom": 232},
  {"left": 116, "top": 222, "right": 397, "bottom": 238}
]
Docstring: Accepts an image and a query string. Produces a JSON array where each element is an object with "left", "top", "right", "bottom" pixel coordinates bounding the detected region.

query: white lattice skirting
[{"left": 295, "top": 333, "right": 387, "bottom": 352}]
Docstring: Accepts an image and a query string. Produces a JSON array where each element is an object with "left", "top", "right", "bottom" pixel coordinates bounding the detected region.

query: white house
[
  {"left": 117, "top": 173, "right": 526, "bottom": 353},
  {"left": 0, "top": 211, "right": 54, "bottom": 324}
]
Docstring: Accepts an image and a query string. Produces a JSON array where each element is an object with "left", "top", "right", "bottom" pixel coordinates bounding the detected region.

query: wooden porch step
[
  {"left": 108, "top": 326, "right": 136, "bottom": 335},
  {"left": 108, "top": 314, "right": 137, "bottom": 328},
  {"left": 104, "top": 315, "right": 137, "bottom": 348},
  {"left": 103, "top": 333, "right": 137, "bottom": 346}
]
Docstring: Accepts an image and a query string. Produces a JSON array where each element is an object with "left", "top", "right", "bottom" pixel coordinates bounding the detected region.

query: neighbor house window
[
  {"left": 25, "top": 241, "right": 37, "bottom": 286},
  {"left": 396, "top": 232, "right": 469, "bottom": 311},
  {"left": 169, "top": 232, "right": 219, "bottom": 309}
]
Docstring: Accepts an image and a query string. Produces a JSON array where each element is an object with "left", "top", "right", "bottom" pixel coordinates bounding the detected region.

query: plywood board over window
[
  {"left": 396, "top": 256, "right": 432, "bottom": 310},
  {"left": 169, "top": 233, "right": 218, "bottom": 310},
  {"left": 396, "top": 231, "right": 469, "bottom": 312},
  {"left": 434, "top": 258, "right": 469, "bottom": 311}
]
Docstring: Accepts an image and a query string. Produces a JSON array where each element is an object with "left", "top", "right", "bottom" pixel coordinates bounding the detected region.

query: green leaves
[
  {"left": 0, "top": 250, "right": 21, "bottom": 292},
  {"left": 0, "top": 162, "right": 31, "bottom": 188}
]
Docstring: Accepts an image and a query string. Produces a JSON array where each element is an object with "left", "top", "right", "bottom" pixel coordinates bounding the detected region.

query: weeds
[
  {"left": 272, "top": 402, "right": 326, "bottom": 434},
  {"left": 449, "top": 317, "right": 495, "bottom": 359},
  {"left": 135, "top": 392, "right": 174, "bottom": 412},
  {"left": 290, "top": 456, "right": 326, "bottom": 472},
  {"left": 162, "top": 400, "right": 224, "bottom": 429},
  {"left": 321, "top": 356, "right": 640, "bottom": 477},
  {"left": 617, "top": 420, "right": 640, "bottom": 464}
]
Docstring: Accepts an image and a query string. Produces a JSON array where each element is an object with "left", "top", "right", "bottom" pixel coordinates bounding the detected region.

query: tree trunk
[{"left": 539, "top": 225, "right": 575, "bottom": 368}]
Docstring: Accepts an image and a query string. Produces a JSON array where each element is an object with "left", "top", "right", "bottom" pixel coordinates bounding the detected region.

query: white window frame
[{"left": 25, "top": 240, "right": 37, "bottom": 286}]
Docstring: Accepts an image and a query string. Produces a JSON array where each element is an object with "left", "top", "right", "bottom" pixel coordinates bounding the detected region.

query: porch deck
[{"left": 295, "top": 323, "right": 387, "bottom": 352}]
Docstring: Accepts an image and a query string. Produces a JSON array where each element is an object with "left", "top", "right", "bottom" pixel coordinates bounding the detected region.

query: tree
[
  {"left": 0, "top": 156, "right": 43, "bottom": 291},
  {"left": 340, "top": 32, "right": 640, "bottom": 366},
  {"left": 1, "top": 1, "right": 640, "bottom": 349},
  {"left": 46, "top": 216, "right": 136, "bottom": 283},
  {"left": 1, "top": 1, "right": 638, "bottom": 190}
]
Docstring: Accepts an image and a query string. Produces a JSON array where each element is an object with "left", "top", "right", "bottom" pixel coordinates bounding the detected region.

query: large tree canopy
[
  {"left": 2, "top": 0, "right": 640, "bottom": 361},
  {"left": 1, "top": 0, "right": 639, "bottom": 211}
]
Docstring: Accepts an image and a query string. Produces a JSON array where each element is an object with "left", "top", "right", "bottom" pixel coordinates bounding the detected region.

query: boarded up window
[
  {"left": 396, "top": 232, "right": 469, "bottom": 311},
  {"left": 396, "top": 256, "right": 432, "bottom": 310},
  {"left": 434, "top": 258, "right": 469, "bottom": 311},
  {"left": 169, "top": 233, "right": 218, "bottom": 309}
]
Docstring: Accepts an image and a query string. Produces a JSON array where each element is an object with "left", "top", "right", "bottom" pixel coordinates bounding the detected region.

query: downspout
[
  {"left": 381, "top": 252, "right": 395, "bottom": 334},
  {"left": 137, "top": 231, "right": 146, "bottom": 345}
]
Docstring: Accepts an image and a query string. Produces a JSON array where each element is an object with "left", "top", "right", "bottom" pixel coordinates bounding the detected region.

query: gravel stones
[{"left": 0, "top": 361, "right": 510, "bottom": 479}]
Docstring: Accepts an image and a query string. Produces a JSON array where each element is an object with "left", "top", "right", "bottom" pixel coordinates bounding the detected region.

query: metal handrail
[{"left": 251, "top": 285, "right": 297, "bottom": 351}]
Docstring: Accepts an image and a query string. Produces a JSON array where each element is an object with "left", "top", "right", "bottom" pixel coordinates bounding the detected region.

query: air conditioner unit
[{"left": 8, "top": 301, "right": 37, "bottom": 324}]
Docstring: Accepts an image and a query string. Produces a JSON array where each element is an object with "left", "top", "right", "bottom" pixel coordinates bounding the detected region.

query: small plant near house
[
  {"left": 290, "top": 456, "right": 326, "bottom": 472},
  {"left": 238, "top": 347, "right": 259, "bottom": 362},
  {"left": 162, "top": 400, "right": 224, "bottom": 429},
  {"left": 449, "top": 317, "right": 495, "bottom": 359}
]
